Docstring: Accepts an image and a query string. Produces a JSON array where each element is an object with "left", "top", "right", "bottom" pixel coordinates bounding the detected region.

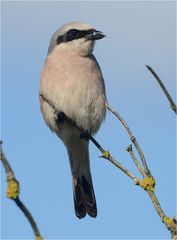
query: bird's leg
[
  {"left": 80, "top": 130, "right": 91, "bottom": 141},
  {"left": 53, "top": 110, "right": 91, "bottom": 141}
]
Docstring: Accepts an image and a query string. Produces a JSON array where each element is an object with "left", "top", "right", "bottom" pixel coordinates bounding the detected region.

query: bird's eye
[{"left": 68, "top": 29, "right": 80, "bottom": 37}]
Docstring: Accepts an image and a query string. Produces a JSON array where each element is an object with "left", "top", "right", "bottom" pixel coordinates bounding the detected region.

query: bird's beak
[{"left": 85, "top": 30, "right": 106, "bottom": 40}]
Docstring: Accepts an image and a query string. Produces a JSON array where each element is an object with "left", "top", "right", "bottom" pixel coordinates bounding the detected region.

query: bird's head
[{"left": 48, "top": 22, "right": 105, "bottom": 56}]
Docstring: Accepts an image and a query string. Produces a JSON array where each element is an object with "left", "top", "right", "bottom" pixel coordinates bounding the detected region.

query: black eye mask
[{"left": 56, "top": 28, "right": 95, "bottom": 44}]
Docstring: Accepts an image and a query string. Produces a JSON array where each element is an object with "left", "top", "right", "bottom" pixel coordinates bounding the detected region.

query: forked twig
[
  {"left": 106, "top": 65, "right": 177, "bottom": 237},
  {"left": 106, "top": 105, "right": 176, "bottom": 237}
]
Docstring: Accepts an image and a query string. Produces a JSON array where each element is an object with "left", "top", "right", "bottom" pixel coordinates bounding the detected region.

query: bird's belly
[
  {"left": 75, "top": 94, "right": 106, "bottom": 133},
  {"left": 40, "top": 54, "right": 106, "bottom": 135},
  {"left": 60, "top": 76, "right": 106, "bottom": 133}
]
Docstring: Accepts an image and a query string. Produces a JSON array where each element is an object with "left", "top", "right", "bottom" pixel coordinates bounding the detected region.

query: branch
[
  {"left": 106, "top": 104, "right": 176, "bottom": 236},
  {"left": 0, "top": 141, "right": 43, "bottom": 240},
  {"left": 146, "top": 65, "right": 177, "bottom": 114}
]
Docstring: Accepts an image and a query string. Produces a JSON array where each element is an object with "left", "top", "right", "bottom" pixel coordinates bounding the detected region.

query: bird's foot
[
  {"left": 54, "top": 111, "right": 67, "bottom": 124},
  {"left": 80, "top": 130, "right": 91, "bottom": 141}
]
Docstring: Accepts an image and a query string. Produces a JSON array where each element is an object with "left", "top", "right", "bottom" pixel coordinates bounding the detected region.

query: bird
[{"left": 39, "top": 21, "right": 107, "bottom": 219}]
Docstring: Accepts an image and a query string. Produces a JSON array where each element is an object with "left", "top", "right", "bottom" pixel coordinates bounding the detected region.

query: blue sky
[{"left": 1, "top": 1, "right": 176, "bottom": 239}]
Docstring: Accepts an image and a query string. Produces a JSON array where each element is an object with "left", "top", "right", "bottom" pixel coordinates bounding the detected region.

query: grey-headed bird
[{"left": 40, "top": 22, "right": 107, "bottom": 218}]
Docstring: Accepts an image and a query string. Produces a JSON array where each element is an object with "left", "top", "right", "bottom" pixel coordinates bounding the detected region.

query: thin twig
[
  {"left": 15, "top": 197, "right": 41, "bottom": 238},
  {"left": 146, "top": 65, "right": 177, "bottom": 114},
  {"left": 0, "top": 141, "right": 14, "bottom": 181},
  {"left": 0, "top": 142, "right": 43, "bottom": 240},
  {"left": 126, "top": 145, "right": 145, "bottom": 177},
  {"left": 107, "top": 104, "right": 150, "bottom": 176},
  {"left": 90, "top": 136, "right": 137, "bottom": 181}
]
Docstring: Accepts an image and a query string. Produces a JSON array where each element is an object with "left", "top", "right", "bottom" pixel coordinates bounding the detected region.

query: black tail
[{"left": 72, "top": 175, "right": 97, "bottom": 219}]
